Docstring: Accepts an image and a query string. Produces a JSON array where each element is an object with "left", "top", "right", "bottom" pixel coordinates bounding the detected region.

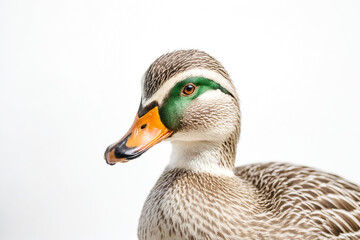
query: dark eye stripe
[{"left": 137, "top": 101, "right": 159, "bottom": 118}]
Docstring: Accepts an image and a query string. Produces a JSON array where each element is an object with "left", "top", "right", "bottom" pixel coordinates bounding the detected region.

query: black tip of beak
[
  {"left": 113, "top": 133, "right": 132, "bottom": 158},
  {"left": 113, "top": 147, "right": 145, "bottom": 160},
  {"left": 113, "top": 133, "right": 146, "bottom": 160},
  {"left": 104, "top": 133, "right": 146, "bottom": 165}
]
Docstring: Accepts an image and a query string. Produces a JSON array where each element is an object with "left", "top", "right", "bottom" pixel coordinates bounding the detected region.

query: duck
[{"left": 104, "top": 49, "right": 360, "bottom": 240}]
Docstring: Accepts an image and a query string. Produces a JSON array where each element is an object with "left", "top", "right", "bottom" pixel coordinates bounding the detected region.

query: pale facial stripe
[{"left": 141, "top": 68, "right": 237, "bottom": 106}]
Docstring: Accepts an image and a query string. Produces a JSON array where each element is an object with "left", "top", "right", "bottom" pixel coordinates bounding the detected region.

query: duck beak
[{"left": 104, "top": 106, "right": 172, "bottom": 165}]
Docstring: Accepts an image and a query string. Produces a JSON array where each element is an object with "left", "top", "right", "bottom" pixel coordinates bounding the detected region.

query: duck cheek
[{"left": 179, "top": 98, "right": 239, "bottom": 141}]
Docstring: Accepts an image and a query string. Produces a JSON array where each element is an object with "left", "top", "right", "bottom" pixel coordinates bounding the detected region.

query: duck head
[{"left": 105, "top": 50, "right": 241, "bottom": 172}]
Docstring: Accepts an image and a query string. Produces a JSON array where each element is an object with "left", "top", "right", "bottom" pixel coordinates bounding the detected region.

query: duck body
[
  {"left": 139, "top": 163, "right": 360, "bottom": 240},
  {"left": 104, "top": 50, "right": 360, "bottom": 239}
]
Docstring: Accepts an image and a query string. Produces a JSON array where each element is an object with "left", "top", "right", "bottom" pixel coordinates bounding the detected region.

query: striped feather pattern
[
  {"left": 236, "top": 162, "right": 360, "bottom": 239},
  {"left": 134, "top": 50, "right": 360, "bottom": 239},
  {"left": 143, "top": 50, "right": 230, "bottom": 99},
  {"left": 139, "top": 163, "right": 360, "bottom": 239}
]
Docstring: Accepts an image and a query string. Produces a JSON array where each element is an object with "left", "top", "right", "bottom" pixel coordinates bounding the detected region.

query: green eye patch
[{"left": 159, "top": 77, "right": 232, "bottom": 130}]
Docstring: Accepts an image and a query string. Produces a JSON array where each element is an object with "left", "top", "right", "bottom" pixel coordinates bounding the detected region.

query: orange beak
[{"left": 104, "top": 106, "right": 172, "bottom": 165}]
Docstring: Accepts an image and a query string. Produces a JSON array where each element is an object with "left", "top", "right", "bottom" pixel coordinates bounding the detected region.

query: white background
[{"left": 1, "top": 0, "right": 360, "bottom": 239}]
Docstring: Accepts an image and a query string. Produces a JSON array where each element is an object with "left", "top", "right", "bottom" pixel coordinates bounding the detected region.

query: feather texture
[
  {"left": 129, "top": 50, "right": 360, "bottom": 239},
  {"left": 139, "top": 163, "right": 360, "bottom": 239}
]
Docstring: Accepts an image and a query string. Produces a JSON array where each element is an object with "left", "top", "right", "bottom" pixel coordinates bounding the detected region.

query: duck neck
[{"left": 167, "top": 136, "right": 238, "bottom": 177}]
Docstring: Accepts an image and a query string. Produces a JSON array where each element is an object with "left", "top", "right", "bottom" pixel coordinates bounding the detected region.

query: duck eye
[{"left": 182, "top": 84, "right": 196, "bottom": 96}]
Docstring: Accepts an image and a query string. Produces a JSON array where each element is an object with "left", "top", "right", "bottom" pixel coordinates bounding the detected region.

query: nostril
[{"left": 140, "top": 124, "right": 147, "bottom": 129}]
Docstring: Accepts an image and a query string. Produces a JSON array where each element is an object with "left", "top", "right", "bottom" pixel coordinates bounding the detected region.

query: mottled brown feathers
[
  {"left": 136, "top": 50, "right": 360, "bottom": 240},
  {"left": 143, "top": 50, "right": 230, "bottom": 99},
  {"left": 236, "top": 162, "right": 360, "bottom": 239},
  {"left": 139, "top": 164, "right": 360, "bottom": 239}
]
